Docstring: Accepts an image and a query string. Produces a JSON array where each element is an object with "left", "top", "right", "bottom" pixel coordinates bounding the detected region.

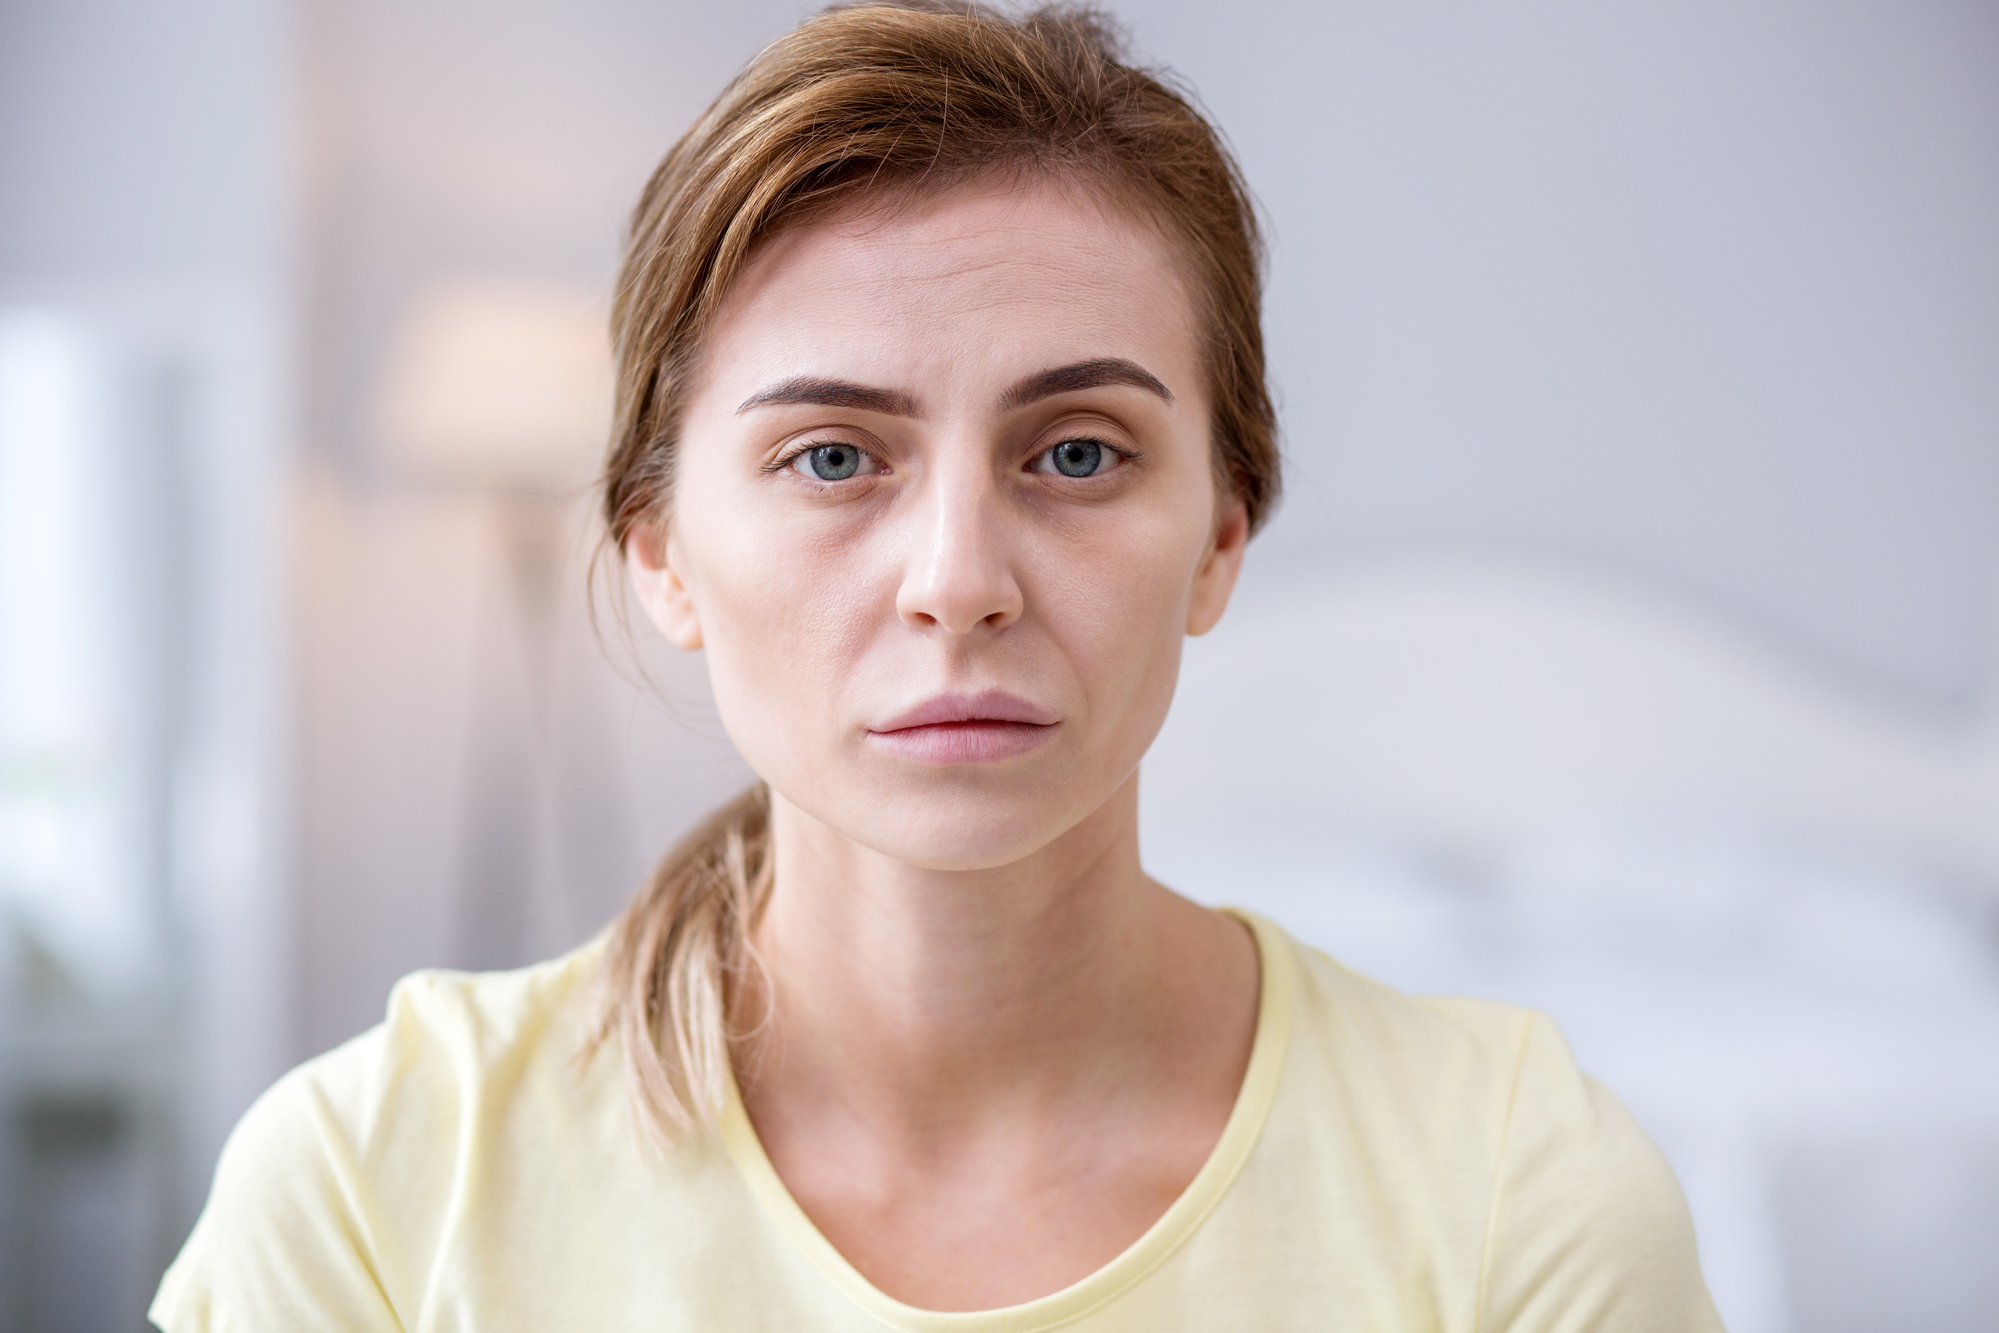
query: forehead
[{"left": 698, "top": 177, "right": 1203, "bottom": 403}]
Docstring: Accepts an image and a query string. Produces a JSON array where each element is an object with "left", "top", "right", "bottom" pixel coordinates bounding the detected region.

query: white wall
[
  {"left": 1132, "top": 0, "right": 1999, "bottom": 705},
  {"left": 0, "top": 0, "right": 299, "bottom": 1317},
  {"left": 1, "top": 0, "right": 296, "bottom": 1135}
]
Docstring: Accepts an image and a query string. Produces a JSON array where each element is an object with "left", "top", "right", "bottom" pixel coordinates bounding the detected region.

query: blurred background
[{"left": 1, "top": 0, "right": 1994, "bottom": 1329}]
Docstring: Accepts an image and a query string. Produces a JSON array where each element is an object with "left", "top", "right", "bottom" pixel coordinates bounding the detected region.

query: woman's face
[{"left": 630, "top": 177, "right": 1247, "bottom": 870}]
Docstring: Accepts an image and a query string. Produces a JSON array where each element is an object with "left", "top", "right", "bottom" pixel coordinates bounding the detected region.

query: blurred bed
[{"left": 1142, "top": 555, "right": 1999, "bottom": 1333}]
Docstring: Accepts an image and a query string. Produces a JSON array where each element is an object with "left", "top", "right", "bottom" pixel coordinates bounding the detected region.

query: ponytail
[{"left": 590, "top": 783, "right": 774, "bottom": 1139}]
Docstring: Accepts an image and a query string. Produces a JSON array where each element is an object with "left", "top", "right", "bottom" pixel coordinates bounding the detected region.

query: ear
[
  {"left": 626, "top": 521, "right": 704, "bottom": 650},
  {"left": 1186, "top": 497, "right": 1249, "bottom": 636}
]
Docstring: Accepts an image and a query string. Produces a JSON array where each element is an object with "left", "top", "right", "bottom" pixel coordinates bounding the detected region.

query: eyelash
[
  {"left": 1034, "top": 435, "right": 1136, "bottom": 474},
  {"left": 766, "top": 439, "right": 876, "bottom": 475},
  {"left": 767, "top": 436, "right": 1140, "bottom": 479}
]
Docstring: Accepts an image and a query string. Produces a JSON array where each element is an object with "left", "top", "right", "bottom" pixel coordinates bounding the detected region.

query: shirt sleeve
[
  {"left": 1475, "top": 1014, "right": 1726, "bottom": 1333},
  {"left": 149, "top": 1040, "right": 409, "bottom": 1333}
]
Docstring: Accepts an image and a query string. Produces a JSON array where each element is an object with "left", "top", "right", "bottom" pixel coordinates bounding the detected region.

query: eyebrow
[
  {"left": 736, "top": 377, "right": 919, "bottom": 417},
  {"left": 998, "top": 358, "right": 1173, "bottom": 411},
  {"left": 734, "top": 357, "right": 1173, "bottom": 419}
]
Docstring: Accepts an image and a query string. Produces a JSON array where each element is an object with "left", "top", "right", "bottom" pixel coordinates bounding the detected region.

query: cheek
[
  {"left": 672, "top": 490, "right": 889, "bottom": 760},
  {"left": 1031, "top": 497, "right": 1208, "bottom": 728}
]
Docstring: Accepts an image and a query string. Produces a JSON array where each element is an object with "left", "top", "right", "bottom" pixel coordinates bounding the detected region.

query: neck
[{"left": 742, "top": 774, "right": 1229, "bottom": 1136}]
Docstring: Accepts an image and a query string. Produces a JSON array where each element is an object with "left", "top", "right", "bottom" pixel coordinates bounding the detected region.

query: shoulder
[
  {"left": 1471, "top": 1013, "right": 1723, "bottom": 1331},
  {"left": 1263, "top": 927, "right": 1549, "bottom": 1204},
  {"left": 151, "top": 943, "right": 608, "bottom": 1333},
  {"left": 260, "top": 940, "right": 605, "bottom": 1170},
  {"left": 1276, "top": 926, "right": 1543, "bottom": 1123},
  {"left": 370, "top": 938, "right": 607, "bottom": 1076},
  {"left": 1262, "top": 924, "right": 1721, "bottom": 1331}
]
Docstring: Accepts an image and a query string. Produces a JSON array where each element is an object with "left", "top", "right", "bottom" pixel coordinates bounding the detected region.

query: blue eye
[
  {"left": 1036, "top": 438, "right": 1119, "bottom": 477},
  {"left": 793, "top": 443, "right": 864, "bottom": 480},
  {"left": 1052, "top": 440, "right": 1101, "bottom": 476}
]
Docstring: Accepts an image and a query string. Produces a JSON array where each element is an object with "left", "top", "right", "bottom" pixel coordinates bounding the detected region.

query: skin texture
[{"left": 628, "top": 177, "right": 1259, "bottom": 1312}]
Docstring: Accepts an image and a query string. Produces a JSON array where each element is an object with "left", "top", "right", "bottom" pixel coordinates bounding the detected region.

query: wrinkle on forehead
[
  {"left": 687, "top": 171, "right": 1208, "bottom": 423},
  {"left": 743, "top": 170, "right": 1192, "bottom": 307}
]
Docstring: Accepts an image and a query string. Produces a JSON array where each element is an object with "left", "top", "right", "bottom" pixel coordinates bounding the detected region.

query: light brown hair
[{"left": 593, "top": 0, "right": 1279, "bottom": 1139}]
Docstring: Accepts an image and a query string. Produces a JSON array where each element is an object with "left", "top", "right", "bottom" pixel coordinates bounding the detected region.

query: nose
[{"left": 895, "top": 462, "right": 1024, "bottom": 635}]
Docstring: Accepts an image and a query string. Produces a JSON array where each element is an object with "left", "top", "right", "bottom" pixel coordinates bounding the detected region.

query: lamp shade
[{"left": 376, "top": 280, "right": 612, "bottom": 493}]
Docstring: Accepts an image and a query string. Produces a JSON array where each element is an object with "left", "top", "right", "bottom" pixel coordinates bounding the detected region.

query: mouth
[{"left": 868, "top": 689, "right": 1059, "bottom": 764}]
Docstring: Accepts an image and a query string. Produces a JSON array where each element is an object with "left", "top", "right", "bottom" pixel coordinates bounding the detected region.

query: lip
[
  {"left": 875, "top": 689, "right": 1059, "bottom": 732},
  {"left": 868, "top": 690, "right": 1060, "bottom": 764}
]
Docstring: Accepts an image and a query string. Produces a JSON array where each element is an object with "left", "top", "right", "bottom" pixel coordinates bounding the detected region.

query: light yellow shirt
[{"left": 152, "top": 912, "right": 1722, "bottom": 1332}]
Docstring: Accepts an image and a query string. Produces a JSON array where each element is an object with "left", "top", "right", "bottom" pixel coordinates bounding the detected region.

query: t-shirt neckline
[{"left": 718, "top": 908, "right": 1295, "bottom": 1333}]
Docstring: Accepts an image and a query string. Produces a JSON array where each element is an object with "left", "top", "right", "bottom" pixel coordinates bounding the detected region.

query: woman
[{"left": 155, "top": 4, "right": 1722, "bottom": 1329}]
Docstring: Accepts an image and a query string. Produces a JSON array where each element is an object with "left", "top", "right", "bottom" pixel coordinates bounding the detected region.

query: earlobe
[
  {"left": 1185, "top": 498, "right": 1249, "bottom": 637},
  {"left": 627, "top": 524, "right": 704, "bottom": 651}
]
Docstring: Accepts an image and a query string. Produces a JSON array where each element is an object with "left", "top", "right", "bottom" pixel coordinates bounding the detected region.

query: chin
[{"left": 825, "top": 776, "right": 1111, "bottom": 872}]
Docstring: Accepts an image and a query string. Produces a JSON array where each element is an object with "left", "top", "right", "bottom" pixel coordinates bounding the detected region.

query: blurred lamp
[
  {"left": 376, "top": 281, "right": 611, "bottom": 494},
  {"left": 372, "top": 280, "right": 613, "bottom": 968}
]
